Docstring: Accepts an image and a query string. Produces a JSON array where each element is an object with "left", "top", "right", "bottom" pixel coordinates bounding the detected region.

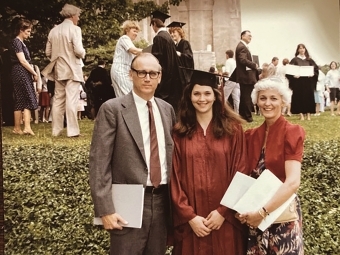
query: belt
[{"left": 145, "top": 184, "right": 168, "bottom": 194}]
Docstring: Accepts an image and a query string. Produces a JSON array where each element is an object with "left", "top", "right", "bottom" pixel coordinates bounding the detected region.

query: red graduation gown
[{"left": 171, "top": 122, "right": 249, "bottom": 255}]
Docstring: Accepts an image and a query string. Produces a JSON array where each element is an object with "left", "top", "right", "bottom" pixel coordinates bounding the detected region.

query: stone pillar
[
  {"left": 212, "top": 0, "right": 241, "bottom": 64},
  {"left": 169, "top": 0, "right": 241, "bottom": 67}
]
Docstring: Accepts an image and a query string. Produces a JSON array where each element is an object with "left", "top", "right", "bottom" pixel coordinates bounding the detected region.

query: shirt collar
[
  {"left": 241, "top": 40, "right": 249, "bottom": 47},
  {"left": 156, "top": 27, "right": 167, "bottom": 35},
  {"left": 132, "top": 91, "right": 155, "bottom": 107},
  {"left": 297, "top": 55, "right": 306, "bottom": 60}
]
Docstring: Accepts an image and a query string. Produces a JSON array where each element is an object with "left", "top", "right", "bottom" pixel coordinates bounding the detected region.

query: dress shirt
[{"left": 132, "top": 91, "right": 167, "bottom": 185}]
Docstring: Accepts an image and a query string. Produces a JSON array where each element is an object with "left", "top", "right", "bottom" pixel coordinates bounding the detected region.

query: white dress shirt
[{"left": 132, "top": 91, "right": 167, "bottom": 185}]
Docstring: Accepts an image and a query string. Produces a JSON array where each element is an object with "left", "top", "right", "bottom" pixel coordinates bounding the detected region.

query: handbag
[{"left": 274, "top": 198, "right": 298, "bottom": 224}]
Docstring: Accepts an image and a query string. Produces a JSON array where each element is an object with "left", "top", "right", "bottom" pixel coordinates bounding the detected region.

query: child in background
[
  {"left": 77, "top": 83, "right": 87, "bottom": 120},
  {"left": 39, "top": 75, "right": 50, "bottom": 122}
]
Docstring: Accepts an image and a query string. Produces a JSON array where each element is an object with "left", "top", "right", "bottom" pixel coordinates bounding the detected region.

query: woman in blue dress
[{"left": 10, "top": 18, "right": 38, "bottom": 135}]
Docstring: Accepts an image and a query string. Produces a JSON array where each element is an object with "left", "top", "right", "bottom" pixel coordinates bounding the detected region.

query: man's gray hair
[
  {"left": 251, "top": 76, "right": 291, "bottom": 105},
  {"left": 60, "top": 4, "right": 81, "bottom": 18}
]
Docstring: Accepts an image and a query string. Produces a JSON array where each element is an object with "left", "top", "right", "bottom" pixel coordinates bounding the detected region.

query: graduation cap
[
  {"left": 166, "top": 21, "right": 186, "bottom": 28},
  {"left": 181, "top": 68, "right": 219, "bottom": 88},
  {"left": 150, "top": 10, "right": 171, "bottom": 23}
]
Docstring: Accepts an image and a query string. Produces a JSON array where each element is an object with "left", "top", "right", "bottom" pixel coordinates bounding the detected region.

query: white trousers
[
  {"left": 224, "top": 80, "right": 240, "bottom": 113},
  {"left": 52, "top": 80, "right": 80, "bottom": 137}
]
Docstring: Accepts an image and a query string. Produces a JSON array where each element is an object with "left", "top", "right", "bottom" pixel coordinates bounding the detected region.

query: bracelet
[
  {"left": 258, "top": 209, "right": 266, "bottom": 219},
  {"left": 262, "top": 207, "right": 270, "bottom": 216}
]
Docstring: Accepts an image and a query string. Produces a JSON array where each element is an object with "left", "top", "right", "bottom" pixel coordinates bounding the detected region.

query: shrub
[
  {"left": 4, "top": 144, "right": 109, "bottom": 254},
  {"left": 3, "top": 139, "right": 340, "bottom": 254}
]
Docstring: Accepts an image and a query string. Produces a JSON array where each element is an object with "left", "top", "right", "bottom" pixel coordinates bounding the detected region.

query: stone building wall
[
  {"left": 135, "top": 0, "right": 242, "bottom": 70},
  {"left": 169, "top": 0, "right": 241, "bottom": 66}
]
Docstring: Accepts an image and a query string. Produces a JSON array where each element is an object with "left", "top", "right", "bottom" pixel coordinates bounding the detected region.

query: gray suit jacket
[
  {"left": 42, "top": 19, "right": 85, "bottom": 82},
  {"left": 89, "top": 92, "right": 176, "bottom": 217}
]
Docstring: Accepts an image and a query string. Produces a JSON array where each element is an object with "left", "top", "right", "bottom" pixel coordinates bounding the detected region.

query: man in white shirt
[
  {"left": 269, "top": 56, "right": 279, "bottom": 74},
  {"left": 223, "top": 50, "right": 240, "bottom": 113},
  {"left": 89, "top": 53, "right": 176, "bottom": 255}
]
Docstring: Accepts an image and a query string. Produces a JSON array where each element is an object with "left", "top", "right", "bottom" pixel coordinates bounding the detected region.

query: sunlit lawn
[{"left": 2, "top": 109, "right": 340, "bottom": 146}]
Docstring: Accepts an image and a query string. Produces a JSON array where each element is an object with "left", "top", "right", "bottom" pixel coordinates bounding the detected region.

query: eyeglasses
[{"left": 131, "top": 68, "right": 161, "bottom": 79}]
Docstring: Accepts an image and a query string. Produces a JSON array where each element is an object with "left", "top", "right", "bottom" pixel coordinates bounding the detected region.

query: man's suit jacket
[
  {"left": 89, "top": 92, "right": 176, "bottom": 217},
  {"left": 230, "top": 41, "right": 258, "bottom": 85},
  {"left": 42, "top": 19, "right": 85, "bottom": 82}
]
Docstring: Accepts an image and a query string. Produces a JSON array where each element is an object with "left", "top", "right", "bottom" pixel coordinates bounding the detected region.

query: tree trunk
[{"left": 0, "top": 55, "right": 5, "bottom": 254}]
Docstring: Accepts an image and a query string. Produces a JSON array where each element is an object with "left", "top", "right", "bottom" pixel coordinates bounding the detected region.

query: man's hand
[
  {"left": 101, "top": 213, "right": 128, "bottom": 230},
  {"left": 189, "top": 216, "right": 211, "bottom": 237},
  {"left": 205, "top": 210, "right": 225, "bottom": 230}
]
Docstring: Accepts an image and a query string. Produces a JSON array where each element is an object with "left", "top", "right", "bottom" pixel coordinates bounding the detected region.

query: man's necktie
[{"left": 147, "top": 101, "right": 161, "bottom": 187}]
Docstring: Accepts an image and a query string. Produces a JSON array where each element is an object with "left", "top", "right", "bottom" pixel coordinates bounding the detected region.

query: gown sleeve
[
  {"left": 170, "top": 135, "right": 197, "bottom": 226},
  {"left": 179, "top": 40, "right": 194, "bottom": 69},
  {"left": 217, "top": 124, "right": 248, "bottom": 218}
]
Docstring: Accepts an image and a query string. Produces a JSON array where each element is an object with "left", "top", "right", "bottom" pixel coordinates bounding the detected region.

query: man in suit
[
  {"left": 89, "top": 53, "right": 176, "bottom": 255},
  {"left": 230, "top": 30, "right": 258, "bottom": 122},
  {"left": 42, "top": 4, "right": 86, "bottom": 137},
  {"left": 150, "top": 10, "right": 184, "bottom": 112},
  {"left": 85, "top": 59, "right": 115, "bottom": 119}
]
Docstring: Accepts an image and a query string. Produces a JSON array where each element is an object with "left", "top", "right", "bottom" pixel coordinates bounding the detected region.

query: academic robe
[
  {"left": 152, "top": 30, "right": 185, "bottom": 112},
  {"left": 286, "top": 57, "right": 318, "bottom": 114},
  {"left": 170, "top": 122, "right": 248, "bottom": 255},
  {"left": 176, "top": 39, "right": 194, "bottom": 84}
]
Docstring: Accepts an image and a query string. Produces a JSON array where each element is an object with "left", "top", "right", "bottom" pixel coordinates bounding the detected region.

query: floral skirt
[{"left": 246, "top": 197, "right": 304, "bottom": 255}]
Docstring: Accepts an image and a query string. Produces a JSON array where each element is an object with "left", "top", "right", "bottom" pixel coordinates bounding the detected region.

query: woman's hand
[
  {"left": 239, "top": 211, "right": 263, "bottom": 229},
  {"left": 205, "top": 210, "right": 225, "bottom": 230},
  {"left": 33, "top": 74, "right": 38, "bottom": 82},
  {"left": 189, "top": 216, "right": 211, "bottom": 237}
]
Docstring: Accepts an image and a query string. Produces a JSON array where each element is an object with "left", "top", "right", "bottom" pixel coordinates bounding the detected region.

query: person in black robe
[
  {"left": 167, "top": 21, "right": 194, "bottom": 85},
  {"left": 150, "top": 11, "right": 185, "bottom": 113},
  {"left": 85, "top": 59, "right": 115, "bottom": 118},
  {"left": 286, "top": 43, "right": 318, "bottom": 120}
]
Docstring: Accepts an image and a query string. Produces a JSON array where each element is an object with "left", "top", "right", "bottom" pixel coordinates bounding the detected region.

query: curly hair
[
  {"left": 170, "top": 27, "right": 185, "bottom": 39},
  {"left": 251, "top": 76, "right": 291, "bottom": 105},
  {"left": 120, "top": 20, "right": 140, "bottom": 36},
  {"left": 173, "top": 83, "right": 244, "bottom": 139}
]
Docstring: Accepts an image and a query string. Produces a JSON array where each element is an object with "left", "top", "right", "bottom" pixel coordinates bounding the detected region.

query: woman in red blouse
[{"left": 238, "top": 77, "right": 305, "bottom": 255}]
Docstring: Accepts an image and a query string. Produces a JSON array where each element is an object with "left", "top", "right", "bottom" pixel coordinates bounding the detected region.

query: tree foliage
[{"left": 0, "top": 0, "right": 173, "bottom": 69}]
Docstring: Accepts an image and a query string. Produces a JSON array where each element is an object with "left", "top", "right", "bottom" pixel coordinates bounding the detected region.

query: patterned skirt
[{"left": 246, "top": 196, "right": 304, "bottom": 255}]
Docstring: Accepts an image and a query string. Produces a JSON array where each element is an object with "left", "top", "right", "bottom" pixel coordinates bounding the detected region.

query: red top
[{"left": 245, "top": 115, "right": 305, "bottom": 182}]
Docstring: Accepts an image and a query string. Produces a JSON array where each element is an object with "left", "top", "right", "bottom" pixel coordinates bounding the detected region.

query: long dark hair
[
  {"left": 295, "top": 43, "right": 310, "bottom": 59},
  {"left": 173, "top": 83, "right": 244, "bottom": 139}
]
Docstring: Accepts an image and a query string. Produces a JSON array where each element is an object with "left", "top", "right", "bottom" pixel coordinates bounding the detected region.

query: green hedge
[
  {"left": 3, "top": 141, "right": 340, "bottom": 254},
  {"left": 3, "top": 144, "right": 108, "bottom": 254}
]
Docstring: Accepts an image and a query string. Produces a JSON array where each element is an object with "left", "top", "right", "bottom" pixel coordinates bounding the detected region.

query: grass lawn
[{"left": 2, "top": 110, "right": 340, "bottom": 145}]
